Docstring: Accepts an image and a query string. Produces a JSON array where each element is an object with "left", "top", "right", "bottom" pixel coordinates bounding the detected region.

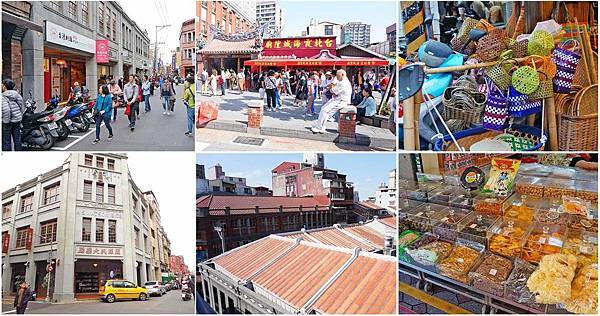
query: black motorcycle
[{"left": 21, "top": 91, "right": 59, "bottom": 150}]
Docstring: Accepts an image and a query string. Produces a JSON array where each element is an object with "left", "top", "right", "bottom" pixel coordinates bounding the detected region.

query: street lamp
[{"left": 213, "top": 225, "right": 225, "bottom": 254}]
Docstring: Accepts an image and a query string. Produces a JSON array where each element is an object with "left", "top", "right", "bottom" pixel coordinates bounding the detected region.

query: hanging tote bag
[
  {"left": 482, "top": 79, "right": 509, "bottom": 130},
  {"left": 507, "top": 86, "right": 543, "bottom": 117},
  {"left": 552, "top": 40, "right": 582, "bottom": 93},
  {"left": 512, "top": 63, "right": 540, "bottom": 95}
]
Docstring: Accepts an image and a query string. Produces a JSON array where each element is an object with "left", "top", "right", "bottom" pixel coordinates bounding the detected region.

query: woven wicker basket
[
  {"left": 528, "top": 72, "right": 554, "bottom": 100},
  {"left": 558, "top": 84, "right": 598, "bottom": 151},
  {"left": 443, "top": 87, "right": 486, "bottom": 126},
  {"left": 476, "top": 28, "right": 507, "bottom": 61},
  {"left": 485, "top": 59, "right": 516, "bottom": 91}
]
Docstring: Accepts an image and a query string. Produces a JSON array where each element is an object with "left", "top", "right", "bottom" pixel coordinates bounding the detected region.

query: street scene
[
  {"left": 1, "top": 153, "right": 195, "bottom": 313},
  {"left": 196, "top": 153, "right": 397, "bottom": 313},
  {"left": 196, "top": 1, "right": 397, "bottom": 151},
  {"left": 2, "top": 1, "right": 195, "bottom": 151}
]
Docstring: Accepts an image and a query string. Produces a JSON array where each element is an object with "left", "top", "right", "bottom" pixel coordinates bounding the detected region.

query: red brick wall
[
  {"left": 247, "top": 105, "right": 263, "bottom": 128},
  {"left": 2, "top": 41, "right": 23, "bottom": 91}
]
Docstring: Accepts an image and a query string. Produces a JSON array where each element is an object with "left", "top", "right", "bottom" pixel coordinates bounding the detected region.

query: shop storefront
[
  {"left": 398, "top": 153, "right": 598, "bottom": 314},
  {"left": 10, "top": 262, "right": 26, "bottom": 293},
  {"left": 43, "top": 21, "right": 95, "bottom": 102},
  {"left": 74, "top": 259, "right": 123, "bottom": 297}
]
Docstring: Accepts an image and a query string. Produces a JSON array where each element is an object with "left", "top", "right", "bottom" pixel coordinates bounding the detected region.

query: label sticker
[{"left": 489, "top": 269, "right": 497, "bottom": 276}]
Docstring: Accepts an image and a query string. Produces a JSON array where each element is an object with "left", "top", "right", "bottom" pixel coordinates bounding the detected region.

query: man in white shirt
[
  {"left": 201, "top": 70, "right": 209, "bottom": 94},
  {"left": 311, "top": 69, "right": 352, "bottom": 133},
  {"left": 237, "top": 69, "right": 245, "bottom": 94}
]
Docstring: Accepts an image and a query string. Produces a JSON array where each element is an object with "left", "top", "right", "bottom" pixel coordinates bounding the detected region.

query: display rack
[{"left": 399, "top": 260, "right": 570, "bottom": 314}]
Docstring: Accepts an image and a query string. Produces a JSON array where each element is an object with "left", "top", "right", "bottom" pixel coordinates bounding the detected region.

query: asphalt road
[
  {"left": 46, "top": 84, "right": 194, "bottom": 151},
  {"left": 1, "top": 290, "right": 194, "bottom": 314}
]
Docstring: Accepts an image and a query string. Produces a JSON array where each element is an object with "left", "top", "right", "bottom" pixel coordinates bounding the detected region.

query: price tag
[
  {"left": 580, "top": 246, "right": 592, "bottom": 254},
  {"left": 489, "top": 269, "right": 497, "bottom": 276},
  {"left": 538, "top": 237, "right": 547, "bottom": 244},
  {"left": 457, "top": 258, "right": 464, "bottom": 263},
  {"left": 470, "top": 224, "right": 477, "bottom": 229},
  {"left": 415, "top": 212, "right": 423, "bottom": 217},
  {"left": 503, "top": 230, "right": 511, "bottom": 237}
]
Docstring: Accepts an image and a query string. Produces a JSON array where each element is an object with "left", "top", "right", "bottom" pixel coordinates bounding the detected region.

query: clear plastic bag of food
[
  {"left": 563, "top": 264, "right": 598, "bottom": 314},
  {"left": 562, "top": 196, "right": 592, "bottom": 217}
]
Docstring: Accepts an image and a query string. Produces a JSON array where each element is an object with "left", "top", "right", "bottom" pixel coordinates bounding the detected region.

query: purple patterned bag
[
  {"left": 552, "top": 40, "right": 581, "bottom": 93},
  {"left": 507, "top": 86, "right": 542, "bottom": 117},
  {"left": 483, "top": 80, "right": 508, "bottom": 130}
]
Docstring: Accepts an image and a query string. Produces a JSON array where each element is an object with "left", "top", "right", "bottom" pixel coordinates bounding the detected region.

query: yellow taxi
[{"left": 99, "top": 280, "right": 148, "bottom": 303}]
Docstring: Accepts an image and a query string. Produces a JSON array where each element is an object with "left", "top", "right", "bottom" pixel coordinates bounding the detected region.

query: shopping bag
[
  {"left": 197, "top": 101, "right": 219, "bottom": 128},
  {"left": 124, "top": 104, "right": 131, "bottom": 116}
]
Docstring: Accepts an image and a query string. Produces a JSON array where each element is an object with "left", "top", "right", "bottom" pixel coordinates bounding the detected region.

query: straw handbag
[{"left": 476, "top": 28, "right": 508, "bottom": 62}]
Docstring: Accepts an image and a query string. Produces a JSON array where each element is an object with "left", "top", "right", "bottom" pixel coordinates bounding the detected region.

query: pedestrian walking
[
  {"left": 244, "top": 68, "right": 251, "bottom": 92},
  {"left": 218, "top": 72, "right": 226, "bottom": 96},
  {"left": 311, "top": 69, "right": 352, "bottom": 134},
  {"left": 210, "top": 70, "right": 218, "bottom": 96},
  {"left": 264, "top": 70, "right": 277, "bottom": 111},
  {"left": 92, "top": 85, "right": 114, "bottom": 144},
  {"left": 168, "top": 78, "right": 177, "bottom": 112},
  {"left": 202, "top": 69, "right": 209, "bottom": 94},
  {"left": 123, "top": 75, "right": 139, "bottom": 131},
  {"left": 282, "top": 70, "right": 291, "bottom": 95},
  {"left": 237, "top": 69, "right": 245, "bottom": 94},
  {"left": 306, "top": 73, "right": 318, "bottom": 115},
  {"left": 321, "top": 71, "right": 333, "bottom": 105},
  {"left": 274, "top": 72, "right": 283, "bottom": 111},
  {"left": 2, "top": 79, "right": 24, "bottom": 151},
  {"left": 142, "top": 75, "right": 152, "bottom": 112},
  {"left": 14, "top": 281, "right": 32, "bottom": 314},
  {"left": 135, "top": 78, "right": 142, "bottom": 118},
  {"left": 108, "top": 80, "right": 122, "bottom": 121},
  {"left": 161, "top": 79, "right": 172, "bottom": 115},
  {"left": 183, "top": 77, "right": 195, "bottom": 136}
]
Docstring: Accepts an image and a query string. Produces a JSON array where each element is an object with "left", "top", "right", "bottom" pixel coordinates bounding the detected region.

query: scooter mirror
[{"left": 398, "top": 63, "right": 425, "bottom": 102}]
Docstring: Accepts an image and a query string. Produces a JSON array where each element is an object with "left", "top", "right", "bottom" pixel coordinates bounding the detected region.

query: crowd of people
[
  {"left": 198, "top": 66, "right": 393, "bottom": 125},
  {"left": 1, "top": 73, "right": 195, "bottom": 151}
]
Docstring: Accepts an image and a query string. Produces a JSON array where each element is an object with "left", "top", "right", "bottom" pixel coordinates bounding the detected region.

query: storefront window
[
  {"left": 19, "top": 194, "right": 33, "bottom": 214},
  {"left": 75, "top": 259, "right": 123, "bottom": 294},
  {"left": 43, "top": 183, "right": 60, "bottom": 205},
  {"left": 83, "top": 181, "right": 92, "bottom": 201},
  {"left": 82, "top": 218, "right": 92, "bottom": 241},
  {"left": 39, "top": 220, "right": 57, "bottom": 244},
  {"left": 108, "top": 220, "right": 117, "bottom": 243},
  {"left": 96, "top": 219, "right": 104, "bottom": 242},
  {"left": 15, "top": 227, "right": 29, "bottom": 248}
]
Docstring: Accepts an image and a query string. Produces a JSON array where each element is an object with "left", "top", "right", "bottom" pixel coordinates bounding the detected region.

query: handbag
[
  {"left": 482, "top": 79, "right": 508, "bottom": 130},
  {"left": 124, "top": 104, "right": 131, "bottom": 116},
  {"left": 552, "top": 39, "right": 581, "bottom": 93},
  {"left": 511, "top": 63, "right": 540, "bottom": 95},
  {"left": 507, "top": 86, "right": 542, "bottom": 117}
]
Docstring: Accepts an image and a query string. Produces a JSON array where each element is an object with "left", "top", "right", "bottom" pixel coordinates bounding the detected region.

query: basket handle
[
  {"left": 537, "top": 70, "right": 548, "bottom": 81},
  {"left": 560, "top": 39, "right": 580, "bottom": 52}
]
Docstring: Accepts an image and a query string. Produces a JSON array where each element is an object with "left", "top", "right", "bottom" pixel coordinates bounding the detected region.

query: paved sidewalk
[{"left": 197, "top": 90, "right": 396, "bottom": 150}]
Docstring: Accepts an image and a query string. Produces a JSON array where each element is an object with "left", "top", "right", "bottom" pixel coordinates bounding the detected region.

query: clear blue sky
[
  {"left": 197, "top": 153, "right": 395, "bottom": 199},
  {"left": 279, "top": 0, "right": 396, "bottom": 43}
]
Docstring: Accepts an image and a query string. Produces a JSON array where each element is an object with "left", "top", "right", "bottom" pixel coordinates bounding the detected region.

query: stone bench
[{"left": 359, "top": 114, "right": 388, "bottom": 128}]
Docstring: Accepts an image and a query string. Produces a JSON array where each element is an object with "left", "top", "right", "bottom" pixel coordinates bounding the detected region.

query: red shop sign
[
  {"left": 262, "top": 36, "right": 337, "bottom": 58},
  {"left": 96, "top": 40, "right": 109, "bottom": 63},
  {"left": 2, "top": 233, "right": 10, "bottom": 254},
  {"left": 25, "top": 228, "right": 33, "bottom": 250}
]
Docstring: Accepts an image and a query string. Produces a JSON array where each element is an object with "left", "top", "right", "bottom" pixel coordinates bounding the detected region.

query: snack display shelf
[{"left": 399, "top": 260, "right": 570, "bottom": 314}]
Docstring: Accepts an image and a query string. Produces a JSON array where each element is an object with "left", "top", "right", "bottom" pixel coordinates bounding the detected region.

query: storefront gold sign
[{"left": 75, "top": 245, "right": 123, "bottom": 257}]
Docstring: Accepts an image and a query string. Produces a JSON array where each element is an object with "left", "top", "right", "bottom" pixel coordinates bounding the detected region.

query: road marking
[
  {"left": 196, "top": 142, "right": 210, "bottom": 151},
  {"left": 58, "top": 123, "right": 102, "bottom": 151}
]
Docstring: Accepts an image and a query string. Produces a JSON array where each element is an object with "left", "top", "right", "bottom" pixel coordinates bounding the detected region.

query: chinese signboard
[
  {"left": 45, "top": 21, "right": 95, "bottom": 53},
  {"left": 2, "top": 233, "right": 9, "bottom": 254},
  {"left": 262, "top": 36, "right": 337, "bottom": 58},
  {"left": 245, "top": 59, "right": 388, "bottom": 68},
  {"left": 25, "top": 228, "right": 33, "bottom": 250},
  {"left": 75, "top": 245, "right": 123, "bottom": 257},
  {"left": 96, "top": 40, "right": 109, "bottom": 63}
]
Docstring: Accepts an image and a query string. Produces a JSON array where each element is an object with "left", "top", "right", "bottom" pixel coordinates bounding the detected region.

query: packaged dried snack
[
  {"left": 563, "top": 264, "right": 598, "bottom": 314},
  {"left": 561, "top": 229, "right": 598, "bottom": 271},
  {"left": 489, "top": 219, "right": 531, "bottom": 258},
  {"left": 405, "top": 203, "right": 448, "bottom": 232},
  {"left": 514, "top": 176, "right": 545, "bottom": 197},
  {"left": 438, "top": 239, "right": 484, "bottom": 283},
  {"left": 562, "top": 196, "right": 591, "bottom": 216},
  {"left": 405, "top": 234, "right": 453, "bottom": 271},
  {"left": 483, "top": 158, "right": 521, "bottom": 196},
  {"left": 503, "top": 193, "right": 539, "bottom": 222},
  {"left": 473, "top": 193, "right": 508, "bottom": 216},
  {"left": 457, "top": 212, "right": 499, "bottom": 245},
  {"left": 575, "top": 180, "right": 598, "bottom": 203},
  {"left": 526, "top": 253, "right": 578, "bottom": 304},
  {"left": 543, "top": 178, "right": 577, "bottom": 199},
  {"left": 469, "top": 253, "right": 514, "bottom": 297},
  {"left": 521, "top": 224, "right": 566, "bottom": 263},
  {"left": 433, "top": 208, "right": 471, "bottom": 241},
  {"left": 567, "top": 214, "right": 598, "bottom": 233},
  {"left": 504, "top": 259, "right": 546, "bottom": 312}
]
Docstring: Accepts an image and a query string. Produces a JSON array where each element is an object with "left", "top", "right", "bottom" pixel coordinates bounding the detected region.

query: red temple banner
[{"left": 262, "top": 36, "right": 337, "bottom": 58}]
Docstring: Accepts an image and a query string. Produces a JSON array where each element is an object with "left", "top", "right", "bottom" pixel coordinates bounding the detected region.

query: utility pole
[{"left": 153, "top": 24, "right": 171, "bottom": 76}]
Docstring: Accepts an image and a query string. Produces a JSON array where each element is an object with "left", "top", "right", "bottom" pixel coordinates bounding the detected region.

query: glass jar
[
  {"left": 488, "top": 218, "right": 531, "bottom": 258},
  {"left": 503, "top": 193, "right": 540, "bottom": 222},
  {"left": 521, "top": 223, "right": 566, "bottom": 263}
]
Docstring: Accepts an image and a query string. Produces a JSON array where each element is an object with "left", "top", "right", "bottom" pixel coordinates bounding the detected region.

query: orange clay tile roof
[
  {"left": 251, "top": 242, "right": 352, "bottom": 309},
  {"left": 212, "top": 237, "right": 293, "bottom": 281},
  {"left": 312, "top": 255, "right": 397, "bottom": 314},
  {"left": 344, "top": 225, "right": 385, "bottom": 248},
  {"left": 378, "top": 216, "right": 397, "bottom": 229},
  {"left": 197, "top": 195, "right": 330, "bottom": 215},
  {"left": 303, "top": 228, "right": 376, "bottom": 251}
]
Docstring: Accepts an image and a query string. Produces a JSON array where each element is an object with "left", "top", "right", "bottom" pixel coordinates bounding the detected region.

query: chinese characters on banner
[
  {"left": 2, "top": 233, "right": 9, "bottom": 254},
  {"left": 25, "top": 228, "right": 33, "bottom": 250},
  {"left": 76, "top": 245, "right": 123, "bottom": 257},
  {"left": 261, "top": 36, "right": 337, "bottom": 58},
  {"left": 96, "top": 40, "right": 109, "bottom": 63}
]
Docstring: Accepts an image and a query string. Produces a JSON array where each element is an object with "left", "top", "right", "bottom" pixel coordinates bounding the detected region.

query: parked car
[
  {"left": 165, "top": 283, "right": 172, "bottom": 291},
  {"left": 144, "top": 281, "right": 166, "bottom": 297},
  {"left": 100, "top": 280, "right": 148, "bottom": 303}
]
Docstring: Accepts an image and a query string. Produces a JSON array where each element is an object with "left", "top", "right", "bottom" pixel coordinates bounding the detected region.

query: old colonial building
[
  {"left": 179, "top": 18, "right": 195, "bottom": 78},
  {"left": 1, "top": 153, "right": 170, "bottom": 302}
]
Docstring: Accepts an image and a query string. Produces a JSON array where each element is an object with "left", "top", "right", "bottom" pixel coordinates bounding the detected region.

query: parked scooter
[
  {"left": 21, "top": 91, "right": 59, "bottom": 150},
  {"left": 181, "top": 282, "right": 192, "bottom": 301}
]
